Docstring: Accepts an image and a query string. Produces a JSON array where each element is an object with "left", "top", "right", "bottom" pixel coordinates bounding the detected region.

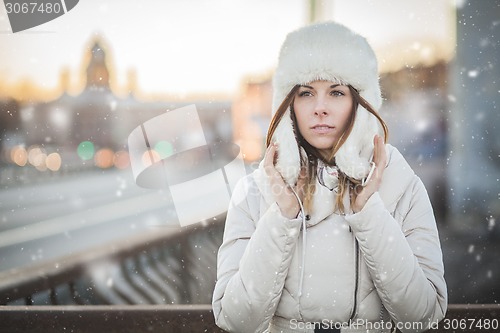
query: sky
[{"left": 0, "top": 0, "right": 458, "bottom": 98}]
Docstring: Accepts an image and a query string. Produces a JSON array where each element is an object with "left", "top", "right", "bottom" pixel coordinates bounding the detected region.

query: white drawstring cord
[
  {"left": 287, "top": 185, "right": 307, "bottom": 299},
  {"left": 361, "top": 161, "right": 376, "bottom": 187}
]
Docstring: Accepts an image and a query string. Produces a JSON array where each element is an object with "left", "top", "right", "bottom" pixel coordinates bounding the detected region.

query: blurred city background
[{"left": 0, "top": 0, "right": 499, "bottom": 308}]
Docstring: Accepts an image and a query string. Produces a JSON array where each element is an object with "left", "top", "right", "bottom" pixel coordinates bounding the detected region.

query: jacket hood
[{"left": 271, "top": 21, "right": 383, "bottom": 185}]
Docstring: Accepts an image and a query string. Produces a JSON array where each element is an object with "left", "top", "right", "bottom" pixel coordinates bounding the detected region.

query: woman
[{"left": 212, "top": 21, "right": 447, "bottom": 333}]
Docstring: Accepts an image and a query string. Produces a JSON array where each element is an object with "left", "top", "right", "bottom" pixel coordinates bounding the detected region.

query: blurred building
[
  {"left": 4, "top": 37, "right": 232, "bottom": 174},
  {"left": 231, "top": 77, "right": 272, "bottom": 162},
  {"left": 72, "top": 40, "right": 116, "bottom": 150}
]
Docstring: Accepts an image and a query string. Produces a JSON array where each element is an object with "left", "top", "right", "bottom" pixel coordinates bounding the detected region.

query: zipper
[{"left": 349, "top": 238, "right": 360, "bottom": 321}]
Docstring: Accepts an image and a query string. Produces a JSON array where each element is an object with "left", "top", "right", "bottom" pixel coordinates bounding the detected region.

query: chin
[{"left": 309, "top": 142, "right": 334, "bottom": 152}]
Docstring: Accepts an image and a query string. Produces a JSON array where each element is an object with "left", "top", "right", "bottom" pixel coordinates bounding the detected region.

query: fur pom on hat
[{"left": 272, "top": 21, "right": 383, "bottom": 185}]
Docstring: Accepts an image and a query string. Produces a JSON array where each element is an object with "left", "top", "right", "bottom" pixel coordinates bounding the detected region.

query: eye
[
  {"left": 298, "top": 90, "right": 313, "bottom": 97},
  {"left": 330, "top": 90, "right": 345, "bottom": 97}
]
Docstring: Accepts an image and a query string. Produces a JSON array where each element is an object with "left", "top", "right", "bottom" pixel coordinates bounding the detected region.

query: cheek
[
  {"left": 294, "top": 113, "right": 308, "bottom": 133},
  {"left": 337, "top": 104, "right": 354, "bottom": 128},
  {"left": 341, "top": 105, "right": 353, "bottom": 119},
  {"left": 293, "top": 102, "right": 308, "bottom": 127}
]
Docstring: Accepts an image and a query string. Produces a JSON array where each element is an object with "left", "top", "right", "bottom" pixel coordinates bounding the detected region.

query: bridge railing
[{"left": 0, "top": 216, "right": 225, "bottom": 306}]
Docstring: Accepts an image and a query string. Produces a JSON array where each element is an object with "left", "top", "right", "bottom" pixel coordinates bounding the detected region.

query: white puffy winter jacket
[{"left": 212, "top": 145, "right": 447, "bottom": 332}]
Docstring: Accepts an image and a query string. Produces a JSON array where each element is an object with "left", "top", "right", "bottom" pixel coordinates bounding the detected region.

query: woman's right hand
[{"left": 263, "top": 143, "right": 305, "bottom": 219}]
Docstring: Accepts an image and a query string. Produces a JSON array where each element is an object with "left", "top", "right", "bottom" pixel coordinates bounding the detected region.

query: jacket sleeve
[
  {"left": 212, "top": 176, "right": 302, "bottom": 333},
  {"left": 345, "top": 177, "right": 447, "bottom": 332}
]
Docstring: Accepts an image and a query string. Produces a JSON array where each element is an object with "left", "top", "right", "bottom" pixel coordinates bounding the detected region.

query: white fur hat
[{"left": 271, "top": 21, "right": 383, "bottom": 185}]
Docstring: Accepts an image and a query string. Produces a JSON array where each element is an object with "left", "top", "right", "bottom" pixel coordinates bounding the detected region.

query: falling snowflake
[
  {"left": 468, "top": 69, "right": 479, "bottom": 78},
  {"left": 487, "top": 216, "right": 496, "bottom": 231}
]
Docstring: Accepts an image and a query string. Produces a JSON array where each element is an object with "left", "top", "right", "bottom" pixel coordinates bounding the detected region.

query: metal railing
[{"left": 0, "top": 215, "right": 225, "bottom": 306}]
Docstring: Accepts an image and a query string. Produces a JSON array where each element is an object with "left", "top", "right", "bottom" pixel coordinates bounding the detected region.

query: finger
[
  {"left": 376, "top": 135, "right": 387, "bottom": 167},
  {"left": 371, "top": 135, "right": 382, "bottom": 163},
  {"left": 264, "top": 144, "right": 282, "bottom": 179},
  {"left": 264, "top": 143, "right": 276, "bottom": 168},
  {"left": 373, "top": 136, "right": 387, "bottom": 180}
]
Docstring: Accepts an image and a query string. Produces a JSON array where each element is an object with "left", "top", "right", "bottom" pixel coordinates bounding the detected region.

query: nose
[{"left": 314, "top": 99, "right": 329, "bottom": 116}]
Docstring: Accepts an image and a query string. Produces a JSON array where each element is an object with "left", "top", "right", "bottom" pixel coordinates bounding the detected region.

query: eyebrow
[{"left": 299, "top": 84, "right": 341, "bottom": 89}]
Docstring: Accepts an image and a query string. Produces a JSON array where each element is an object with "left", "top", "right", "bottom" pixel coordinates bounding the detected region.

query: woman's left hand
[{"left": 351, "top": 135, "right": 387, "bottom": 213}]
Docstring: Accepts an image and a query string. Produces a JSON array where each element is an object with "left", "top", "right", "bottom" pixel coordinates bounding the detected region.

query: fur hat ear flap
[
  {"left": 335, "top": 80, "right": 383, "bottom": 179},
  {"left": 272, "top": 107, "right": 302, "bottom": 185},
  {"left": 335, "top": 104, "right": 381, "bottom": 179}
]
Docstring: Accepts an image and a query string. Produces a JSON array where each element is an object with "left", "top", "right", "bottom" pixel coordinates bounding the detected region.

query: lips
[{"left": 311, "top": 124, "right": 335, "bottom": 134}]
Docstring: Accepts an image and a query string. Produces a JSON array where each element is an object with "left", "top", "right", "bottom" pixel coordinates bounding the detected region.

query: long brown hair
[{"left": 266, "top": 84, "right": 389, "bottom": 214}]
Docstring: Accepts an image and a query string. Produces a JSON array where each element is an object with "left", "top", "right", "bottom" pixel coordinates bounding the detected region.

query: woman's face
[{"left": 293, "top": 80, "right": 353, "bottom": 156}]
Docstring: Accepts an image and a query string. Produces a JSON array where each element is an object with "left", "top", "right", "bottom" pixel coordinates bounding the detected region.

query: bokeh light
[
  {"left": 94, "top": 148, "right": 115, "bottom": 169},
  {"left": 113, "top": 150, "right": 130, "bottom": 169},
  {"left": 33, "top": 153, "right": 47, "bottom": 171},
  {"left": 154, "top": 141, "right": 174, "bottom": 159},
  {"left": 10, "top": 146, "right": 28, "bottom": 166},
  {"left": 27, "top": 146, "right": 49, "bottom": 171},
  {"left": 141, "top": 149, "right": 161, "bottom": 168},
  {"left": 77, "top": 141, "right": 95, "bottom": 161},
  {"left": 46, "top": 153, "right": 62, "bottom": 171}
]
